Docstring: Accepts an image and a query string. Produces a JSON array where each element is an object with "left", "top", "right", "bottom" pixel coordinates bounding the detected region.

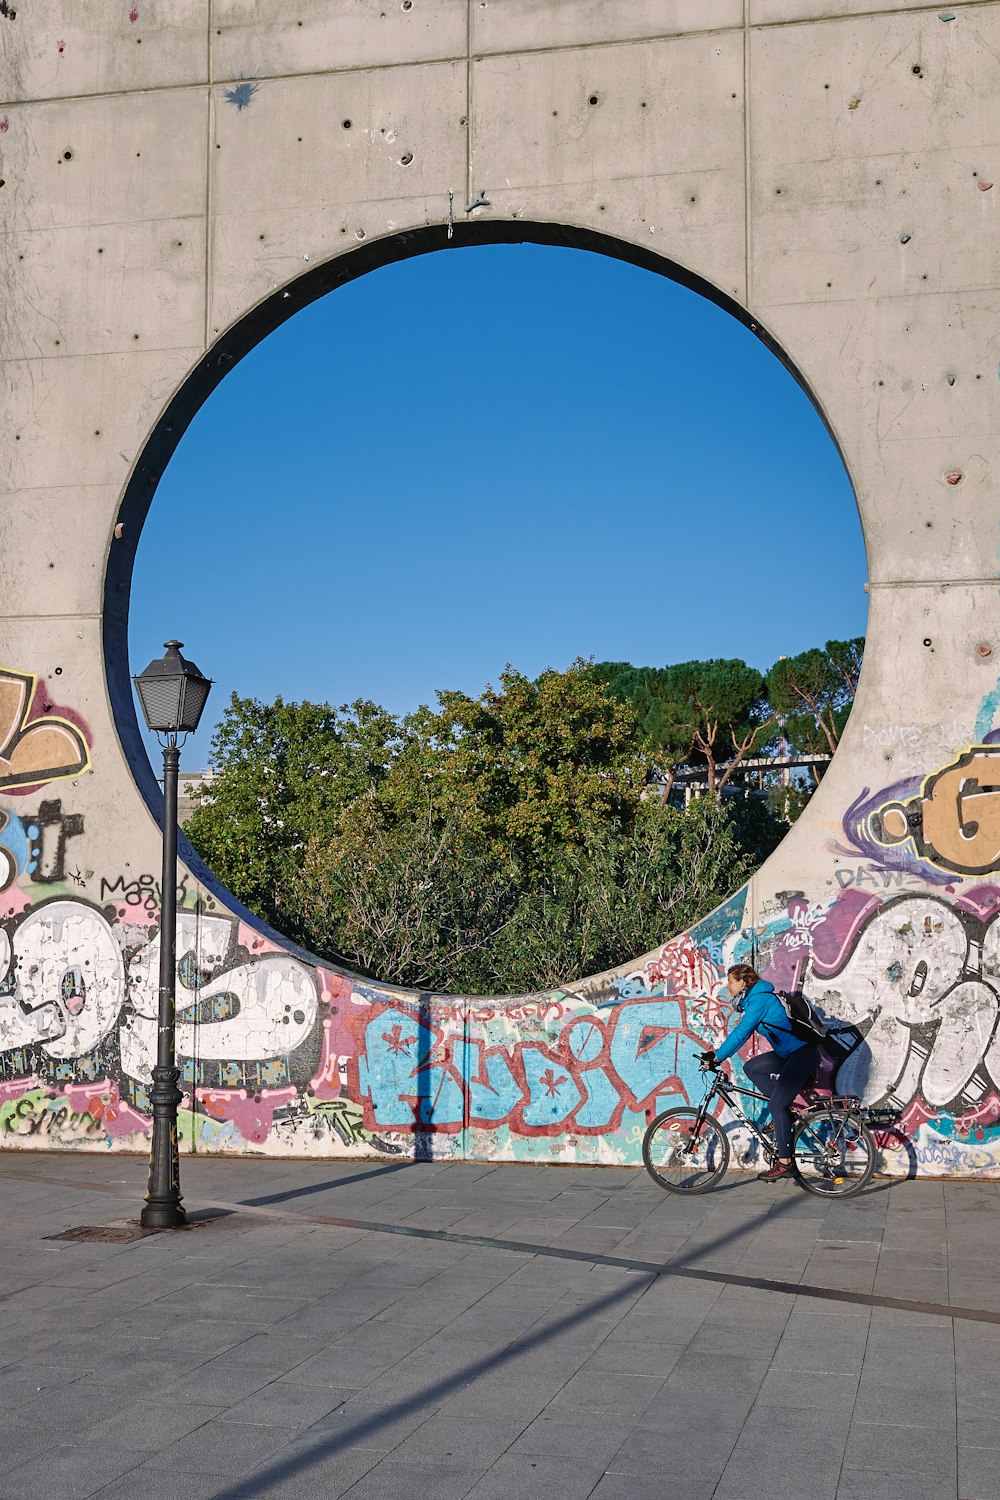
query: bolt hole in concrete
[{"left": 125, "top": 237, "right": 865, "bottom": 988}]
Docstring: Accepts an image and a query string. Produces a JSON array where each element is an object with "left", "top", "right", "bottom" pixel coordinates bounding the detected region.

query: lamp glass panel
[
  {"left": 177, "top": 676, "right": 212, "bottom": 734},
  {"left": 136, "top": 676, "right": 185, "bottom": 732}
]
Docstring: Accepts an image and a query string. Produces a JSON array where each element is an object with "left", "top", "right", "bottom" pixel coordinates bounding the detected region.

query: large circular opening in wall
[{"left": 114, "top": 226, "right": 865, "bottom": 995}]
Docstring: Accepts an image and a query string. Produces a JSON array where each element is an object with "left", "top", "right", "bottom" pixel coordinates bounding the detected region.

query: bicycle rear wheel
[
  {"left": 792, "top": 1107, "right": 875, "bottom": 1198},
  {"left": 642, "top": 1107, "right": 730, "bottom": 1193}
]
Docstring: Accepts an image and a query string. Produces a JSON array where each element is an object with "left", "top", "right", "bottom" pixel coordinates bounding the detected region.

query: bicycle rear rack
[
  {"left": 862, "top": 1105, "right": 903, "bottom": 1127},
  {"left": 802, "top": 1088, "right": 902, "bottom": 1129}
]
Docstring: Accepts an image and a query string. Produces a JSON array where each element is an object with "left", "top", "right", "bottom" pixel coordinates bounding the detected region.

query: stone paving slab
[{"left": 2, "top": 1152, "right": 998, "bottom": 1499}]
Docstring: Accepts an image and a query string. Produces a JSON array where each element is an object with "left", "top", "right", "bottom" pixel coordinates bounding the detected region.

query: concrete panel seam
[
  {"left": 866, "top": 578, "right": 1000, "bottom": 588},
  {"left": 458, "top": 4, "right": 995, "bottom": 65},
  {"left": 206, "top": 0, "right": 216, "bottom": 352},
  {"left": 466, "top": 0, "right": 473, "bottom": 208},
  {"left": 469, "top": 28, "right": 745, "bottom": 67},
  {"left": 0, "top": 81, "right": 214, "bottom": 111},
  {"left": 749, "top": 1, "right": 999, "bottom": 31},
  {"left": 0, "top": 55, "right": 468, "bottom": 114},
  {"left": 743, "top": 0, "right": 752, "bottom": 310}
]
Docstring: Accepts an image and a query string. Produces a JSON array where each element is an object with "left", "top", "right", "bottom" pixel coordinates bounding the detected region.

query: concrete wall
[{"left": 1, "top": 1, "right": 999, "bottom": 1176}]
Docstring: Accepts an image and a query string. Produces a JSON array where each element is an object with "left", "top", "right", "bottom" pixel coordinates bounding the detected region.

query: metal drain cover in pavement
[
  {"left": 45, "top": 1224, "right": 160, "bottom": 1243},
  {"left": 45, "top": 1210, "right": 234, "bottom": 1243}
]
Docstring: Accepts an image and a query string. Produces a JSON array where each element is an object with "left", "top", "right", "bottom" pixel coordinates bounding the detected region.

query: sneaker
[{"left": 757, "top": 1160, "right": 794, "bottom": 1182}]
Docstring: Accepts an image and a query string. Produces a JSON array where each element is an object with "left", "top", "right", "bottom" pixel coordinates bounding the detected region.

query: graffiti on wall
[
  {"left": 0, "top": 798, "right": 88, "bottom": 895},
  {"left": 873, "top": 743, "right": 1000, "bottom": 876},
  {"left": 352, "top": 974, "right": 709, "bottom": 1137},
  {"left": 0, "top": 896, "right": 332, "bottom": 1141},
  {"left": 842, "top": 730, "right": 1000, "bottom": 886},
  {"left": 0, "top": 668, "right": 90, "bottom": 794},
  {"left": 749, "top": 886, "right": 1000, "bottom": 1120},
  {"left": 1, "top": 689, "right": 1000, "bottom": 1173},
  {"left": 0, "top": 666, "right": 91, "bottom": 894},
  {"left": 5, "top": 878, "right": 998, "bottom": 1166}
]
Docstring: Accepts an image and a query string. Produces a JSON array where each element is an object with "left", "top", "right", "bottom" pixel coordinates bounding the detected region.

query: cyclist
[{"left": 700, "top": 962, "right": 820, "bottom": 1182}]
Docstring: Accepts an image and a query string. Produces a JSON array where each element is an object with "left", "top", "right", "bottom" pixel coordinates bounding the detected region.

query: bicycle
[{"left": 642, "top": 1056, "right": 890, "bottom": 1198}]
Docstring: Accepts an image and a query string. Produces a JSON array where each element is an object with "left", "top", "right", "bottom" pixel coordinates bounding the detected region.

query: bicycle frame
[
  {"left": 689, "top": 1064, "right": 871, "bottom": 1163},
  {"left": 691, "top": 1068, "right": 780, "bottom": 1162}
]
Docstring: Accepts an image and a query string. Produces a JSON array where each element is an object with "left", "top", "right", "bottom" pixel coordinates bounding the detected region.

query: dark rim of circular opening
[{"left": 104, "top": 218, "right": 858, "bottom": 962}]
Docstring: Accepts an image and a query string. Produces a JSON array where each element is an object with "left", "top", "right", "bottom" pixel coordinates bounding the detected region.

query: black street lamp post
[{"left": 133, "top": 641, "right": 212, "bottom": 1229}]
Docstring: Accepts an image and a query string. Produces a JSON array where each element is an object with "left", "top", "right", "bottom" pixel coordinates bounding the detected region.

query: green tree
[
  {"left": 185, "top": 693, "right": 401, "bottom": 928},
  {"left": 588, "top": 661, "right": 694, "bottom": 798},
  {"left": 594, "top": 657, "right": 773, "bottom": 793},
  {"left": 664, "top": 658, "right": 773, "bottom": 791},
  {"left": 284, "top": 793, "right": 766, "bottom": 994},
  {"left": 283, "top": 803, "right": 521, "bottom": 992},
  {"left": 186, "top": 663, "right": 791, "bottom": 994},
  {"left": 766, "top": 637, "right": 864, "bottom": 770},
  {"left": 397, "top": 662, "right": 648, "bottom": 872},
  {"left": 493, "top": 796, "right": 769, "bottom": 993}
]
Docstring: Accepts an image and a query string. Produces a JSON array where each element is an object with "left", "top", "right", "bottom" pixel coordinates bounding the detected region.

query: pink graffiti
[
  {"left": 65, "top": 1081, "right": 150, "bottom": 1140},
  {"left": 198, "top": 1086, "right": 298, "bottom": 1146}
]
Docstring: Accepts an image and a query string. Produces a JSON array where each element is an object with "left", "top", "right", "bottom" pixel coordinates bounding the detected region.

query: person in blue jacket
[{"left": 701, "top": 962, "right": 820, "bottom": 1181}]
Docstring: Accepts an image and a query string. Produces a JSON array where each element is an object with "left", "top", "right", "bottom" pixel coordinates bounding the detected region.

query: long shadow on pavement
[
  {"left": 241, "top": 1162, "right": 413, "bottom": 1207},
  {"left": 206, "top": 1186, "right": 817, "bottom": 1498},
  {"left": 212, "top": 1273, "right": 655, "bottom": 1499}
]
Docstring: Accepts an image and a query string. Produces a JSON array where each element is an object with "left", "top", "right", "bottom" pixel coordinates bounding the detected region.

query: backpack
[{"left": 774, "top": 989, "right": 832, "bottom": 1050}]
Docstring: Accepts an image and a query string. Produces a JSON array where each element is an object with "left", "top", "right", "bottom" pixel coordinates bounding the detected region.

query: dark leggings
[{"left": 743, "top": 1047, "right": 820, "bottom": 1158}]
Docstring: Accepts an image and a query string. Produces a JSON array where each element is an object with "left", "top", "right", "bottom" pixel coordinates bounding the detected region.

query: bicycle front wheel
[
  {"left": 792, "top": 1107, "right": 875, "bottom": 1198},
  {"left": 643, "top": 1107, "right": 730, "bottom": 1193}
]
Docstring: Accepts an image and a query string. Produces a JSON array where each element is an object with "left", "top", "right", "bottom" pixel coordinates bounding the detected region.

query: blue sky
[{"left": 129, "top": 243, "right": 866, "bottom": 769}]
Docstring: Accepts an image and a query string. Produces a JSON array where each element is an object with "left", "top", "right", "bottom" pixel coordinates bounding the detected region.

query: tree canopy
[
  {"left": 591, "top": 656, "right": 773, "bottom": 792},
  {"left": 184, "top": 695, "right": 401, "bottom": 927},
  {"left": 185, "top": 641, "right": 862, "bottom": 992},
  {"left": 766, "top": 638, "right": 864, "bottom": 760}
]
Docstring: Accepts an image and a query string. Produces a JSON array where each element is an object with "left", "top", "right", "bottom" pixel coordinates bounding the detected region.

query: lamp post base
[
  {"left": 140, "top": 1203, "right": 187, "bottom": 1229},
  {"left": 140, "top": 1063, "right": 186, "bottom": 1229}
]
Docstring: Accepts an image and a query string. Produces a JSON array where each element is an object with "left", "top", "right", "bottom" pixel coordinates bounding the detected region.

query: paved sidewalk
[{"left": 1, "top": 1152, "right": 997, "bottom": 1500}]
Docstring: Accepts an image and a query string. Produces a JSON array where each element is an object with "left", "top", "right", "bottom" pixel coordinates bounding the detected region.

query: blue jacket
[{"left": 715, "top": 979, "right": 810, "bottom": 1063}]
